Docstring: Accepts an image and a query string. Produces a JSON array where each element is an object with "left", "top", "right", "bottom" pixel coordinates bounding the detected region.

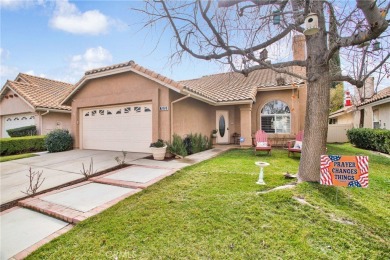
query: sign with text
[
  {"left": 320, "top": 155, "right": 369, "bottom": 188},
  {"left": 159, "top": 106, "right": 169, "bottom": 111}
]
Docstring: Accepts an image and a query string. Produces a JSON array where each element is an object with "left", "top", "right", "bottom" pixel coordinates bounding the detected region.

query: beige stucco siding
[
  {"left": 172, "top": 98, "right": 213, "bottom": 138},
  {"left": 0, "top": 89, "right": 38, "bottom": 137},
  {"left": 0, "top": 89, "right": 34, "bottom": 116},
  {"left": 373, "top": 102, "right": 390, "bottom": 129},
  {"left": 353, "top": 107, "right": 373, "bottom": 128},
  {"left": 336, "top": 112, "right": 354, "bottom": 125},
  {"left": 70, "top": 71, "right": 173, "bottom": 148},
  {"left": 41, "top": 112, "right": 71, "bottom": 135},
  {"left": 172, "top": 97, "right": 239, "bottom": 143},
  {"left": 253, "top": 88, "right": 305, "bottom": 135}
]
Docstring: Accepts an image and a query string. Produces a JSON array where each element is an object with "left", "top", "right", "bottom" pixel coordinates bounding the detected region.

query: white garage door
[
  {"left": 2, "top": 113, "right": 36, "bottom": 138},
  {"left": 81, "top": 103, "right": 152, "bottom": 153}
]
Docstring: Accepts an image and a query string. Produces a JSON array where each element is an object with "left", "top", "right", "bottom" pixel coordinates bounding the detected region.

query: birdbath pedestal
[{"left": 255, "top": 161, "right": 270, "bottom": 185}]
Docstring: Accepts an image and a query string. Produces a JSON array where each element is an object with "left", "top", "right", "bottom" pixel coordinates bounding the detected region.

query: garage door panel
[
  {"left": 82, "top": 104, "right": 152, "bottom": 153},
  {"left": 2, "top": 114, "right": 36, "bottom": 138}
]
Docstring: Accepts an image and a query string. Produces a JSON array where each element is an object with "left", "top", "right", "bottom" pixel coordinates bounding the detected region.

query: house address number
[{"left": 159, "top": 106, "right": 169, "bottom": 111}]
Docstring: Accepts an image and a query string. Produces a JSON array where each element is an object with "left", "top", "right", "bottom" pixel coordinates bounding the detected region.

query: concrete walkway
[
  {"left": 0, "top": 149, "right": 148, "bottom": 205},
  {"left": 0, "top": 146, "right": 234, "bottom": 259}
]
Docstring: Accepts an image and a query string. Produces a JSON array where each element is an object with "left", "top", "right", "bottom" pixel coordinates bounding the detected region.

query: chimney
[
  {"left": 293, "top": 34, "right": 306, "bottom": 61},
  {"left": 354, "top": 77, "right": 375, "bottom": 103}
]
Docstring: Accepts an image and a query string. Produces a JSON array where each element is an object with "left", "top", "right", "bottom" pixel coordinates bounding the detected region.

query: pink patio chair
[
  {"left": 254, "top": 130, "right": 272, "bottom": 155},
  {"left": 287, "top": 130, "right": 304, "bottom": 157}
]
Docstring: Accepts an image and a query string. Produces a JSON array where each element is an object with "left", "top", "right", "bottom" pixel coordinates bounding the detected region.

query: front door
[{"left": 216, "top": 110, "right": 229, "bottom": 144}]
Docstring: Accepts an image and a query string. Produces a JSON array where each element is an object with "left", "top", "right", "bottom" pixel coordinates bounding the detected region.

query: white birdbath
[{"left": 255, "top": 161, "right": 270, "bottom": 185}]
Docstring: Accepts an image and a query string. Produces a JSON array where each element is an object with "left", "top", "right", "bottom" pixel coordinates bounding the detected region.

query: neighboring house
[
  {"left": 61, "top": 35, "right": 308, "bottom": 153},
  {"left": 328, "top": 85, "right": 390, "bottom": 142},
  {"left": 0, "top": 73, "right": 73, "bottom": 138},
  {"left": 358, "top": 87, "right": 390, "bottom": 129}
]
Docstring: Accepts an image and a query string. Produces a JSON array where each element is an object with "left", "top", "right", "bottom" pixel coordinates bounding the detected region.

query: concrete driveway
[{"left": 0, "top": 150, "right": 149, "bottom": 205}]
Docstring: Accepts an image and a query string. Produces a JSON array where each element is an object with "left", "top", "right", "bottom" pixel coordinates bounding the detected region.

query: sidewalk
[{"left": 0, "top": 146, "right": 234, "bottom": 259}]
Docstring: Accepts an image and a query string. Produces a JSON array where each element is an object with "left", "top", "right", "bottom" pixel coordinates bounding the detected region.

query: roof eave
[
  {"left": 36, "top": 107, "right": 72, "bottom": 113},
  {"left": 358, "top": 97, "right": 390, "bottom": 109},
  {"left": 257, "top": 84, "right": 302, "bottom": 92},
  {"left": 61, "top": 66, "right": 182, "bottom": 105},
  {"left": 0, "top": 82, "right": 36, "bottom": 110}
]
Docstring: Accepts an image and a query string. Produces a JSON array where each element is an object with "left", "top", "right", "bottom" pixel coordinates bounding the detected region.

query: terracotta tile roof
[
  {"left": 180, "top": 67, "right": 305, "bottom": 102},
  {"left": 358, "top": 87, "right": 390, "bottom": 106},
  {"left": 1, "top": 73, "right": 73, "bottom": 111}
]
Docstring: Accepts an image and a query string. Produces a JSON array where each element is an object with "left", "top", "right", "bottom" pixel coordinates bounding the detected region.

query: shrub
[
  {"left": 347, "top": 128, "right": 390, "bottom": 154},
  {"left": 45, "top": 129, "right": 73, "bottom": 153},
  {"left": 150, "top": 139, "right": 166, "bottom": 148},
  {"left": 183, "top": 135, "right": 193, "bottom": 155},
  {"left": 0, "top": 136, "right": 46, "bottom": 155},
  {"left": 168, "top": 134, "right": 187, "bottom": 157},
  {"left": 7, "top": 125, "right": 37, "bottom": 137},
  {"left": 185, "top": 133, "right": 210, "bottom": 155}
]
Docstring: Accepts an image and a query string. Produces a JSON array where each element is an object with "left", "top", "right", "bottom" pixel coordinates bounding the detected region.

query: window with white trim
[{"left": 261, "top": 100, "right": 291, "bottom": 133}]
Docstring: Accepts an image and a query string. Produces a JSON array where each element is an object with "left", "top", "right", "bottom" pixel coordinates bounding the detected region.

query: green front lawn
[
  {"left": 28, "top": 144, "right": 389, "bottom": 259},
  {"left": 0, "top": 153, "right": 37, "bottom": 162}
]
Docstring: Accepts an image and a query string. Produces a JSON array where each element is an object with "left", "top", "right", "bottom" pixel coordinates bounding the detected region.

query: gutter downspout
[
  {"left": 170, "top": 95, "right": 191, "bottom": 139},
  {"left": 40, "top": 110, "right": 50, "bottom": 135}
]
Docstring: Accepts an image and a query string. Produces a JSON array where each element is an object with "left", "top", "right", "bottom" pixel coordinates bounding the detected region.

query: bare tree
[
  {"left": 135, "top": 0, "right": 389, "bottom": 182},
  {"left": 22, "top": 167, "right": 45, "bottom": 196}
]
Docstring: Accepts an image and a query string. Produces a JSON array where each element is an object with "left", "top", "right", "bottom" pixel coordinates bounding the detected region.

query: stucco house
[
  {"left": 328, "top": 84, "right": 390, "bottom": 142},
  {"left": 61, "top": 36, "right": 307, "bottom": 153},
  {"left": 357, "top": 87, "right": 390, "bottom": 129},
  {"left": 0, "top": 73, "right": 73, "bottom": 138},
  {"left": 329, "top": 86, "right": 390, "bottom": 130}
]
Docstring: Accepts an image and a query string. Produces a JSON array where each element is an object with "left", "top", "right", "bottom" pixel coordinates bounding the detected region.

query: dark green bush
[
  {"left": 45, "top": 129, "right": 73, "bottom": 153},
  {"left": 168, "top": 134, "right": 187, "bottom": 157},
  {"left": 185, "top": 133, "right": 210, "bottom": 155},
  {"left": 0, "top": 136, "right": 46, "bottom": 155},
  {"left": 347, "top": 128, "right": 390, "bottom": 154},
  {"left": 7, "top": 125, "right": 37, "bottom": 137},
  {"left": 150, "top": 139, "right": 165, "bottom": 148}
]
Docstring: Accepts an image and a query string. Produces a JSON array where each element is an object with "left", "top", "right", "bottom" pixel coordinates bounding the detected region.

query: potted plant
[
  {"left": 211, "top": 129, "right": 218, "bottom": 138},
  {"left": 150, "top": 139, "right": 167, "bottom": 160}
]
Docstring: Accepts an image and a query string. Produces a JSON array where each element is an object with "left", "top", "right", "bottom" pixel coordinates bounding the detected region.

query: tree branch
[
  {"left": 326, "top": 0, "right": 388, "bottom": 62},
  {"left": 218, "top": 0, "right": 283, "bottom": 8},
  {"left": 238, "top": 60, "right": 307, "bottom": 79},
  {"left": 361, "top": 52, "right": 390, "bottom": 82},
  {"left": 331, "top": 75, "right": 364, "bottom": 88}
]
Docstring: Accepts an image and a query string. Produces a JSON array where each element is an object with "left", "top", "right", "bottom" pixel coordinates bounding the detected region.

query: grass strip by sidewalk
[
  {"left": 0, "top": 153, "right": 36, "bottom": 162},
  {"left": 28, "top": 144, "right": 389, "bottom": 259}
]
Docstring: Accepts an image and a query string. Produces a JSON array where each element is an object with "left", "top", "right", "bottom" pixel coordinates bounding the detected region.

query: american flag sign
[{"left": 320, "top": 155, "right": 369, "bottom": 188}]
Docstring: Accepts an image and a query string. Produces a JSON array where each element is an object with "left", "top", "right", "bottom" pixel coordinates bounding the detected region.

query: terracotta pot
[{"left": 151, "top": 146, "right": 167, "bottom": 160}]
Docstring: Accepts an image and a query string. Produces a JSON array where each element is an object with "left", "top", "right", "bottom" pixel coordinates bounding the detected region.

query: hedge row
[
  {"left": 7, "top": 125, "right": 37, "bottom": 137},
  {"left": 347, "top": 128, "right": 390, "bottom": 154},
  {"left": 0, "top": 136, "right": 46, "bottom": 156}
]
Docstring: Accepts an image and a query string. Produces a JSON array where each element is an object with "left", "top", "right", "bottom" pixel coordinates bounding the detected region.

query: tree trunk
[{"left": 298, "top": 2, "right": 330, "bottom": 182}]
